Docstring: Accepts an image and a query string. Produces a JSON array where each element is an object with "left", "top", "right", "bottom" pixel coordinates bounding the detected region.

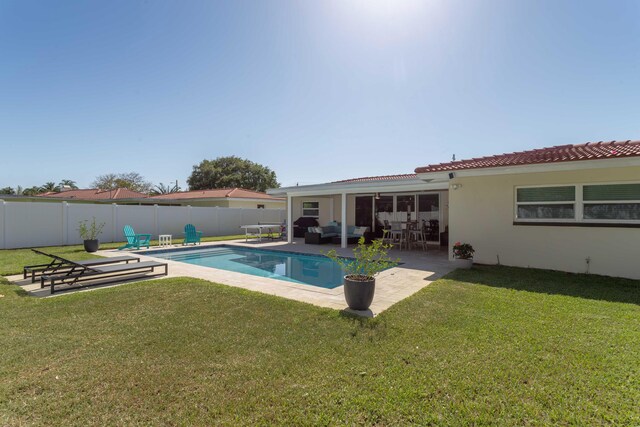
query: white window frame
[
  {"left": 301, "top": 201, "right": 320, "bottom": 218},
  {"left": 514, "top": 184, "right": 578, "bottom": 223},
  {"left": 581, "top": 182, "right": 640, "bottom": 224},
  {"left": 514, "top": 181, "right": 640, "bottom": 224}
]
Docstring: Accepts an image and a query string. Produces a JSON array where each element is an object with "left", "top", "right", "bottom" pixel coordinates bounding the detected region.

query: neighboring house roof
[
  {"left": 148, "top": 188, "right": 284, "bottom": 201},
  {"left": 38, "top": 188, "right": 148, "bottom": 200},
  {"left": 333, "top": 174, "right": 418, "bottom": 183},
  {"left": 415, "top": 140, "right": 640, "bottom": 173}
]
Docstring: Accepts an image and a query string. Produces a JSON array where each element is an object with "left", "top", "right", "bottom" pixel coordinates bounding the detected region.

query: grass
[
  {"left": 0, "top": 263, "right": 638, "bottom": 425},
  {"left": 0, "top": 234, "right": 267, "bottom": 276}
]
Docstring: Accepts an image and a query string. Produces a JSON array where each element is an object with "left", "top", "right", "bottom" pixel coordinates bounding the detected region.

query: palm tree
[
  {"left": 22, "top": 186, "right": 42, "bottom": 196},
  {"left": 0, "top": 186, "right": 15, "bottom": 195},
  {"left": 39, "top": 182, "right": 60, "bottom": 193},
  {"left": 150, "top": 181, "right": 182, "bottom": 195},
  {"left": 58, "top": 179, "right": 78, "bottom": 189}
]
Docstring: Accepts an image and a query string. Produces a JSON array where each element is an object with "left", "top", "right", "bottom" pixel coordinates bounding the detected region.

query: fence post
[
  {"left": 154, "top": 204, "right": 159, "bottom": 237},
  {"left": 214, "top": 206, "right": 220, "bottom": 236},
  {"left": 187, "top": 205, "right": 192, "bottom": 224},
  {"left": 0, "top": 200, "right": 5, "bottom": 250},
  {"left": 61, "top": 201, "right": 68, "bottom": 246},
  {"left": 112, "top": 203, "right": 118, "bottom": 243}
]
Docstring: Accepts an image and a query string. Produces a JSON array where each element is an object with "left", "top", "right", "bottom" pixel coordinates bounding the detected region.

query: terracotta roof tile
[
  {"left": 333, "top": 174, "right": 418, "bottom": 183},
  {"left": 414, "top": 140, "right": 640, "bottom": 173},
  {"left": 148, "top": 188, "right": 284, "bottom": 200},
  {"left": 37, "top": 188, "right": 147, "bottom": 200}
]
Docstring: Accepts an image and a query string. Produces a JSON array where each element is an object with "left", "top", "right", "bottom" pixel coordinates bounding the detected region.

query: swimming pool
[{"left": 145, "top": 245, "right": 348, "bottom": 289}]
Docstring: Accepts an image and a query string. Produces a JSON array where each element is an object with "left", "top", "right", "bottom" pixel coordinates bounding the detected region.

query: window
[
  {"left": 302, "top": 201, "right": 319, "bottom": 217},
  {"left": 515, "top": 182, "right": 640, "bottom": 225},
  {"left": 583, "top": 184, "right": 640, "bottom": 221},
  {"left": 257, "top": 204, "right": 265, "bottom": 209},
  {"left": 516, "top": 186, "right": 575, "bottom": 220}
]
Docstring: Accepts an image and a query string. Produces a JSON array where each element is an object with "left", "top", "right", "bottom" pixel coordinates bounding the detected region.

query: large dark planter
[
  {"left": 343, "top": 275, "right": 376, "bottom": 310},
  {"left": 83, "top": 239, "right": 99, "bottom": 253}
]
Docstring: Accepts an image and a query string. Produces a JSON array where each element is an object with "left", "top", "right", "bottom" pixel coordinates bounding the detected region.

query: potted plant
[
  {"left": 452, "top": 241, "right": 475, "bottom": 269},
  {"left": 78, "top": 217, "right": 106, "bottom": 253},
  {"left": 325, "top": 237, "right": 398, "bottom": 311}
]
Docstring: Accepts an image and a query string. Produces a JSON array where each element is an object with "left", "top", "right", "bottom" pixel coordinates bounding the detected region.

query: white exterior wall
[
  {"left": 0, "top": 201, "right": 285, "bottom": 249},
  {"left": 227, "top": 200, "right": 285, "bottom": 209},
  {"left": 186, "top": 200, "right": 285, "bottom": 209},
  {"left": 448, "top": 166, "right": 640, "bottom": 280},
  {"left": 291, "top": 197, "right": 333, "bottom": 225}
]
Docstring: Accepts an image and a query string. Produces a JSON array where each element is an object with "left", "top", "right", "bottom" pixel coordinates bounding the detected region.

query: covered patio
[{"left": 268, "top": 174, "right": 450, "bottom": 250}]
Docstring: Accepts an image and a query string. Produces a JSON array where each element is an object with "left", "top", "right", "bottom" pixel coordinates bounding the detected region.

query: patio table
[{"left": 240, "top": 224, "right": 281, "bottom": 242}]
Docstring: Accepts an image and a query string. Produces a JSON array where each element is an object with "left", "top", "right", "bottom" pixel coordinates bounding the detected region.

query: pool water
[{"left": 146, "top": 245, "right": 348, "bottom": 289}]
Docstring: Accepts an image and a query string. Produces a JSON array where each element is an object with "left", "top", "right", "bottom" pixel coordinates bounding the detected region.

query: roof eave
[
  {"left": 416, "top": 156, "right": 640, "bottom": 180},
  {"left": 267, "top": 178, "right": 447, "bottom": 197}
]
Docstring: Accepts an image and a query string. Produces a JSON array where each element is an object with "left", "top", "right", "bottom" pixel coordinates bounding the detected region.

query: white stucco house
[{"left": 268, "top": 140, "right": 640, "bottom": 280}]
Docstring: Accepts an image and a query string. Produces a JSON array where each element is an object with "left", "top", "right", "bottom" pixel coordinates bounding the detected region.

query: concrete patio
[{"left": 12, "top": 238, "right": 455, "bottom": 316}]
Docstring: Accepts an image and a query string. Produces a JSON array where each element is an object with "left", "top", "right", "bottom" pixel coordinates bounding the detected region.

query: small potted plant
[
  {"left": 325, "top": 237, "right": 398, "bottom": 311},
  {"left": 452, "top": 242, "right": 475, "bottom": 269},
  {"left": 78, "top": 217, "right": 106, "bottom": 253}
]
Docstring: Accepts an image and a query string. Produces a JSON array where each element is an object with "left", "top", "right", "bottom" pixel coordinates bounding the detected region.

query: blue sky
[{"left": 2, "top": 0, "right": 640, "bottom": 189}]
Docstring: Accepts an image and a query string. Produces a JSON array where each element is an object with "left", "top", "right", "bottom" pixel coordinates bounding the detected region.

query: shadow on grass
[
  {"left": 0, "top": 282, "right": 30, "bottom": 298},
  {"left": 447, "top": 264, "right": 640, "bottom": 305}
]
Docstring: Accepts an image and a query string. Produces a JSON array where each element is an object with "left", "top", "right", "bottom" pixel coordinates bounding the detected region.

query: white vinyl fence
[{"left": 0, "top": 200, "right": 286, "bottom": 249}]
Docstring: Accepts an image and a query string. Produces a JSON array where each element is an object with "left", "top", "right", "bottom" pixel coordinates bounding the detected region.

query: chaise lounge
[
  {"left": 304, "top": 222, "right": 370, "bottom": 244},
  {"left": 23, "top": 249, "right": 140, "bottom": 283},
  {"left": 39, "top": 258, "right": 169, "bottom": 294}
]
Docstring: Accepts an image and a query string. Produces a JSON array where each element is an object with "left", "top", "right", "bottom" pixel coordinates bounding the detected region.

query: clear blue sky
[{"left": 2, "top": 0, "right": 640, "bottom": 189}]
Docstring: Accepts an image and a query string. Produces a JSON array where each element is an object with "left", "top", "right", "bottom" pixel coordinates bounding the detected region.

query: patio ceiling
[{"left": 267, "top": 177, "right": 447, "bottom": 197}]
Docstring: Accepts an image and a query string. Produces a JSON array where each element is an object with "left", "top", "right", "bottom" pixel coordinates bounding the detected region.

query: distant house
[
  {"left": 147, "top": 188, "right": 285, "bottom": 209},
  {"left": 0, "top": 188, "right": 149, "bottom": 204},
  {"left": 38, "top": 188, "right": 148, "bottom": 202},
  {"left": 7, "top": 187, "right": 285, "bottom": 209}
]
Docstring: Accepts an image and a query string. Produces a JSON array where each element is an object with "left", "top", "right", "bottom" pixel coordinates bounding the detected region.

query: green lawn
[
  {"left": 0, "top": 265, "right": 639, "bottom": 425},
  {"left": 0, "top": 234, "right": 263, "bottom": 276}
]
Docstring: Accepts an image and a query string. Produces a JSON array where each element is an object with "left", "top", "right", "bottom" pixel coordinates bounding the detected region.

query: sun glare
[{"left": 329, "top": 0, "right": 434, "bottom": 44}]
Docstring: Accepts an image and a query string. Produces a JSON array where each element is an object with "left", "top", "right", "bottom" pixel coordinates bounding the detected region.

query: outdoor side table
[{"left": 159, "top": 234, "right": 172, "bottom": 247}]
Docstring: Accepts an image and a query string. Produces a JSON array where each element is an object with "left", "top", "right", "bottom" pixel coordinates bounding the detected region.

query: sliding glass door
[
  {"left": 355, "top": 196, "right": 373, "bottom": 230},
  {"left": 418, "top": 194, "right": 440, "bottom": 242}
]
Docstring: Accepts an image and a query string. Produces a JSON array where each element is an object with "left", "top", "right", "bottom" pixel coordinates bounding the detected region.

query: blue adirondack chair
[
  {"left": 118, "top": 225, "right": 152, "bottom": 250},
  {"left": 183, "top": 224, "right": 203, "bottom": 245}
]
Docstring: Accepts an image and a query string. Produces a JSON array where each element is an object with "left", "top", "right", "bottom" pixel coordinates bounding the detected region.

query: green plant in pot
[
  {"left": 78, "top": 217, "right": 106, "bottom": 253},
  {"left": 452, "top": 241, "right": 475, "bottom": 269},
  {"left": 325, "top": 237, "right": 398, "bottom": 311}
]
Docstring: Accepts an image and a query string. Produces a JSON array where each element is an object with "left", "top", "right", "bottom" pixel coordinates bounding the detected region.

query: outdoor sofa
[{"left": 305, "top": 222, "right": 370, "bottom": 244}]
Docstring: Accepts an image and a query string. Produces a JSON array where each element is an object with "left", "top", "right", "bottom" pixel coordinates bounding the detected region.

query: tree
[
  {"left": 92, "top": 172, "right": 153, "bottom": 194},
  {"left": 187, "top": 156, "right": 279, "bottom": 192},
  {"left": 22, "top": 186, "right": 41, "bottom": 196},
  {"left": 0, "top": 186, "right": 15, "bottom": 195},
  {"left": 58, "top": 179, "right": 78, "bottom": 189},
  {"left": 150, "top": 181, "right": 182, "bottom": 196},
  {"left": 40, "top": 182, "right": 60, "bottom": 193}
]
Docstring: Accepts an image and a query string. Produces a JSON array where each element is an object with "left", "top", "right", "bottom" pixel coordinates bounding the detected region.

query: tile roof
[
  {"left": 414, "top": 140, "right": 640, "bottom": 173},
  {"left": 38, "top": 188, "right": 147, "bottom": 200},
  {"left": 148, "top": 188, "right": 284, "bottom": 200},
  {"left": 332, "top": 174, "right": 418, "bottom": 183}
]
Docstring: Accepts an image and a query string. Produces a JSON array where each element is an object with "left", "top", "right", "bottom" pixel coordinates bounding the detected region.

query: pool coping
[
  {"left": 135, "top": 244, "right": 400, "bottom": 292},
  {"left": 90, "top": 239, "right": 455, "bottom": 316}
]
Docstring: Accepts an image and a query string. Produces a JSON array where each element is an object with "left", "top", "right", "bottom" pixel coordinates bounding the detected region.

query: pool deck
[{"left": 12, "top": 238, "right": 455, "bottom": 316}]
